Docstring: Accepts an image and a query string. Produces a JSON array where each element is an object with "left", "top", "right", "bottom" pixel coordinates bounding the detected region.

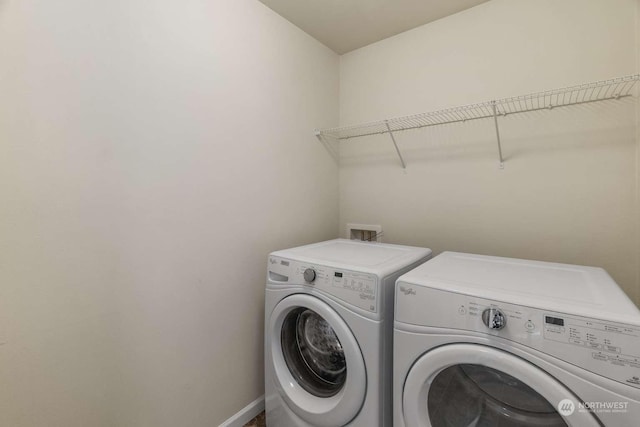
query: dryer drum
[
  {"left": 281, "top": 308, "right": 347, "bottom": 398},
  {"left": 427, "top": 364, "right": 567, "bottom": 427}
]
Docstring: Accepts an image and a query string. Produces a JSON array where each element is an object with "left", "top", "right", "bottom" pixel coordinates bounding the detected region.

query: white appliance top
[
  {"left": 398, "top": 252, "right": 640, "bottom": 325},
  {"left": 271, "top": 239, "right": 432, "bottom": 277}
]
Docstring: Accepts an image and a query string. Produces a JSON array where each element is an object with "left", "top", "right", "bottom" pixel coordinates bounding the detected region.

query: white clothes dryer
[
  {"left": 394, "top": 252, "right": 640, "bottom": 427},
  {"left": 265, "top": 239, "right": 432, "bottom": 427}
]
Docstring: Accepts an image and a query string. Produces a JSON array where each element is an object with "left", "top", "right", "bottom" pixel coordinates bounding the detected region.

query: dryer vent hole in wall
[
  {"left": 347, "top": 224, "right": 383, "bottom": 242},
  {"left": 351, "top": 229, "right": 380, "bottom": 242}
]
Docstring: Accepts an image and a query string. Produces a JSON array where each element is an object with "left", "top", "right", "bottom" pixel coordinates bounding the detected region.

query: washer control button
[
  {"left": 525, "top": 320, "right": 536, "bottom": 331},
  {"left": 303, "top": 268, "right": 316, "bottom": 283},
  {"left": 458, "top": 306, "right": 466, "bottom": 315}
]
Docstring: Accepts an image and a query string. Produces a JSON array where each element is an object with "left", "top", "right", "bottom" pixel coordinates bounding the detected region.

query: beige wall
[
  {"left": 339, "top": 0, "right": 640, "bottom": 304},
  {"left": 0, "top": 0, "right": 338, "bottom": 426}
]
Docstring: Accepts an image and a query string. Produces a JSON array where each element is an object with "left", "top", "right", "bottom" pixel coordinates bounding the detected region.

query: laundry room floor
[{"left": 243, "top": 411, "right": 265, "bottom": 427}]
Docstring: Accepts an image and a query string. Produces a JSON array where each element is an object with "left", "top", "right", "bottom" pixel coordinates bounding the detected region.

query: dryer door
[
  {"left": 402, "top": 344, "right": 599, "bottom": 427},
  {"left": 269, "top": 294, "right": 366, "bottom": 426}
]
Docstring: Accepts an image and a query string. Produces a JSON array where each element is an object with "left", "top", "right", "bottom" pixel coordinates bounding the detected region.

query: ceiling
[{"left": 259, "top": 0, "right": 490, "bottom": 54}]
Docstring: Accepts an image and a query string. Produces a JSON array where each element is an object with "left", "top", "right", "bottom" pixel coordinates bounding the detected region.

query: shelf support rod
[
  {"left": 384, "top": 121, "right": 407, "bottom": 169},
  {"left": 491, "top": 101, "right": 505, "bottom": 169}
]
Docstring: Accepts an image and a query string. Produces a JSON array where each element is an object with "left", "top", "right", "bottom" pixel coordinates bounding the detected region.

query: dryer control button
[{"left": 303, "top": 268, "right": 316, "bottom": 283}]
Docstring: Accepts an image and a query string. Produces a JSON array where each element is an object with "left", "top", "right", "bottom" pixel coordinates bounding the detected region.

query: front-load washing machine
[
  {"left": 394, "top": 252, "right": 640, "bottom": 427},
  {"left": 265, "top": 239, "right": 432, "bottom": 427}
]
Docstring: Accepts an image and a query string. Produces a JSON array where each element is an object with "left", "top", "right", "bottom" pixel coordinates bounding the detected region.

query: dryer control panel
[
  {"left": 268, "top": 256, "right": 379, "bottom": 314},
  {"left": 396, "top": 284, "right": 640, "bottom": 388}
]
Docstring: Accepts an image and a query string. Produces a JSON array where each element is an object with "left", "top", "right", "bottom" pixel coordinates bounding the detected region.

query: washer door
[
  {"left": 269, "top": 294, "right": 366, "bottom": 426},
  {"left": 403, "top": 344, "right": 599, "bottom": 427}
]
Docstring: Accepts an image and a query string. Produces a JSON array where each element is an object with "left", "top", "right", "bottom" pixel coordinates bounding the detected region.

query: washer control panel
[
  {"left": 268, "top": 257, "right": 378, "bottom": 313},
  {"left": 395, "top": 284, "right": 640, "bottom": 388},
  {"left": 543, "top": 315, "right": 640, "bottom": 370}
]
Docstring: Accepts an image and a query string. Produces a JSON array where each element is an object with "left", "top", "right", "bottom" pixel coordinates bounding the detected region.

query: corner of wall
[{"left": 636, "top": 0, "right": 640, "bottom": 305}]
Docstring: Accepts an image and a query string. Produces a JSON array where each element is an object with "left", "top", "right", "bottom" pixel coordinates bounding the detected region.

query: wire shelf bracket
[
  {"left": 491, "top": 101, "right": 504, "bottom": 169},
  {"left": 315, "top": 74, "right": 640, "bottom": 169},
  {"left": 384, "top": 120, "right": 407, "bottom": 169}
]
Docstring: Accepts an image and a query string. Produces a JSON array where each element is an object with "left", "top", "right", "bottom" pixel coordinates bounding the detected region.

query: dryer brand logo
[
  {"left": 398, "top": 286, "right": 416, "bottom": 296},
  {"left": 557, "top": 399, "right": 575, "bottom": 416}
]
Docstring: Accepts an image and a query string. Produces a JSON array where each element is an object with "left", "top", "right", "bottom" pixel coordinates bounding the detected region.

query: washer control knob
[
  {"left": 303, "top": 268, "right": 316, "bottom": 283},
  {"left": 482, "top": 308, "right": 506, "bottom": 330}
]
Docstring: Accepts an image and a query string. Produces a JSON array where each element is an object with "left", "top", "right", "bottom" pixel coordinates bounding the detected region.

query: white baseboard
[{"left": 219, "top": 395, "right": 265, "bottom": 427}]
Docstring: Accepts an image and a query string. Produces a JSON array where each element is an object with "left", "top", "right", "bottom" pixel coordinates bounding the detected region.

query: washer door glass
[
  {"left": 269, "top": 294, "right": 366, "bottom": 427},
  {"left": 428, "top": 364, "right": 567, "bottom": 426},
  {"left": 281, "top": 307, "right": 347, "bottom": 397}
]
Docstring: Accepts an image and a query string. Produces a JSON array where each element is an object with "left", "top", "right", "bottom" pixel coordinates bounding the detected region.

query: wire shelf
[{"left": 316, "top": 74, "right": 639, "bottom": 141}]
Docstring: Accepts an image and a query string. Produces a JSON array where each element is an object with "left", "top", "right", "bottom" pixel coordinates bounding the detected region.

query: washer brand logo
[
  {"left": 626, "top": 376, "right": 640, "bottom": 386},
  {"left": 269, "top": 258, "right": 277, "bottom": 265},
  {"left": 399, "top": 286, "right": 416, "bottom": 296},
  {"left": 557, "top": 399, "right": 575, "bottom": 416}
]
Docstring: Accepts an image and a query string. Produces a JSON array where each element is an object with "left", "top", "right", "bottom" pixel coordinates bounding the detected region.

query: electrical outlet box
[{"left": 346, "top": 223, "right": 383, "bottom": 242}]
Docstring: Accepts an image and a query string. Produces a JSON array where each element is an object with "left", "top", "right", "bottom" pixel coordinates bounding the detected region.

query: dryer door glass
[
  {"left": 281, "top": 308, "right": 347, "bottom": 397},
  {"left": 427, "top": 364, "right": 567, "bottom": 426}
]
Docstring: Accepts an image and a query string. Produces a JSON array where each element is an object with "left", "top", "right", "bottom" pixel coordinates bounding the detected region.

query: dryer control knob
[
  {"left": 303, "top": 268, "right": 316, "bottom": 283},
  {"left": 482, "top": 308, "right": 506, "bottom": 330}
]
